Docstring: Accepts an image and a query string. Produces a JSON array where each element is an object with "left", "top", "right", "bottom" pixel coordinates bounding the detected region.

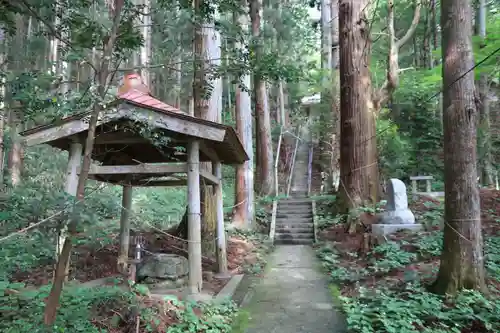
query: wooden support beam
[
  {"left": 214, "top": 162, "right": 229, "bottom": 277},
  {"left": 118, "top": 185, "right": 133, "bottom": 274},
  {"left": 58, "top": 140, "right": 83, "bottom": 281},
  {"left": 22, "top": 105, "right": 226, "bottom": 147},
  {"left": 133, "top": 179, "right": 187, "bottom": 187},
  {"left": 199, "top": 141, "right": 219, "bottom": 162},
  {"left": 199, "top": 169, "right": 219, "bottom": 186},
  {"left": 118, "top": 106, "right": 226, "bottom": 142},
  {"left": 83, "top": 163, "right": 187, "bottom": 175},
  {"left": 23, "top": 113, "right": 113, "bottom": 147},
  {"left": 94, "top": 132, "right": 148, "bottom": 145},
  {"left": 187, "top": 140, "right": 203, "bottom": 295},
  {"left": 83, "top": 163, "right": 219, "bottom": 185}
]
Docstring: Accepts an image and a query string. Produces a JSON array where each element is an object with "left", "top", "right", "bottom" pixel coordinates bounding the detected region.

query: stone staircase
[
  {"left": 275, "top": 134, "right": 315, "bottom": 245},
  {"left": 289, "top": 138, "right": 310, "bottom": 197},
  {"left": 274, "top": 198, "right": 314, "bottom": 245}
]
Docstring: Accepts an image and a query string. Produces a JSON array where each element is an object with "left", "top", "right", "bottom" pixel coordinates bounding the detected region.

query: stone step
[
  {"left": 279, "top": 198, "right": 312, "bottom": 205},
  {"left": 276, "top": 212, "right": 313, "bottom": 219},
  {"left": 276, "top": 217, "right": 313, "bottom": 224},
  {"left": 277, "top": 206, "right": 312, "bottom": 213},
  {"left": 275, "top": 233, "right": 314, "bottom": 240},
  {"left": 274, "top": 238, "right": 314, "bottom": 245},
  {"left": 275, "top": 222, "right": 313, "bottom": 229},
  {"left": 275, "top": 227, "right": 313, "bottom": 234}
]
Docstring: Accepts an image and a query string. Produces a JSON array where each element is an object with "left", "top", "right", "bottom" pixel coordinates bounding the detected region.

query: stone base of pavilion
[
  {"left": 78, "top": 272, "right": 244, "bottom": 304},
  {"left": 20, "top": 94, "right": 249, "bottom": 299}
]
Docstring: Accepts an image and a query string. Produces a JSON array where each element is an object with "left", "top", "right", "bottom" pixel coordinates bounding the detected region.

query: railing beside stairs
[
  {"left": 286, "top": 133, "right": 300, "bottom": 197},
  {"left": 271, "top": 125, "right": 302, "bottom": 242},
  {"left": 307, "top": 143, "right": 313, "bottom": 197}
]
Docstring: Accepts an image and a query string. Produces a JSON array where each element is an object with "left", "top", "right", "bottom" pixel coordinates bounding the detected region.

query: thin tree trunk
[
  {"left": 475, "top": 0, "right": 493, "bottom": 186},
  {"left": 331, "top": 0, "right": 340, "bottom": 192},
  {"left": 250, "top": 0, "right": 274, "bottom": 196},
  {"left": 140, "top": 0, "right": 152, "bottom": 86},
  {"left": 0, "top": 26, "right": 6, "bottom": 187},
  {"left": 193, "top": 0, "right": 221, "bottom": 254},
  {"left": 7, "top": 14, "right": 26, "bottom": 188},
  {"left": 430, "top": 0, "right": 487, "bottom": 295},
  {"left": 44, "top": 1, "right": 125, "bottom": 324}
]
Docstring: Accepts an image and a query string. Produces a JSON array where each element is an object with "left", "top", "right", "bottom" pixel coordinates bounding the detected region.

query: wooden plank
[
  {"left": 23, "top": 113, "right": 115, "bottom": 147},
  {"left": 82, "top": 163, "right": 187, "bottom": 175},
  {"left": 118, "top": 106, "right": 226, "bottom": 142},
  {"left": 22, "top": 104, "right": 226, "bottom": 147},
  {"left": 410, "top": 175, "right": 433, "bottom": 180},
  {"left": 200, "top": 169, "right": 219, "bottom": 185},
  {"left": 132, "top": 180, "right": 186, "bottom": 187},
  {"left": 214, "top": 162, "right": 228, "bottom": 277}
]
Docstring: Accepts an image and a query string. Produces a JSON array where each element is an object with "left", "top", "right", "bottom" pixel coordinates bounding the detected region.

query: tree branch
[
  {"left": 396, "top": 0, "right": 422, "bottom": 49},
  {"left": 373, "top": 0, "right": 421, "bottom": 110},
  {"left": 43, "top": 0, "right": 125, "bottom": 326}
]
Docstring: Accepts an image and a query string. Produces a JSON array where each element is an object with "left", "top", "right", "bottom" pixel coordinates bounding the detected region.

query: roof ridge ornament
[{"left": 118, "top": 73, "right": 150, "bottom": 97}]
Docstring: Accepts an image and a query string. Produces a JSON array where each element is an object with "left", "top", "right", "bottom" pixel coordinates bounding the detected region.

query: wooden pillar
[
  {"left": 214, "top": 162, "right": 229, "bottom": 277},
  {"left": 187, "top": 140, "right": 203, "bottom": 294},
  {"left": 118, "top": 185, "right": 133, "bottom": 273},
  {"left": 58, "top": 140, "right": 82, "bottom": 281},
  {"left": 412, "top": 179, "right": 417, "bottom": 195},
  {"left": 426, "top": 179, "right": 432, "bottom": 193},
  {"left": 60, "top": 141, "right": 82, "bottom": 252}
]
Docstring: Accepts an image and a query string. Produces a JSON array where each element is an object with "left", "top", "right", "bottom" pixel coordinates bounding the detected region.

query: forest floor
[
  {"left": 2, "top": 228, "right": 272, "bottom": 332},
  {"left": 11, "top": 230, "right": 269, "bottom": 295},
  {"left": 316, "top": 189, "right": 500, "bottom": 333}
]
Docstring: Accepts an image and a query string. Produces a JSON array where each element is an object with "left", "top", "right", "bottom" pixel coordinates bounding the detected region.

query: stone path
[{"left": 243, "top": 245, "right": 346, "bottom": 333}]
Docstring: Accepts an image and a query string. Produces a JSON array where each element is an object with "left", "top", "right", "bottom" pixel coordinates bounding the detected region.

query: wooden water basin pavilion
[{"left": 20, "top": 79, "right": 248, "bottom": 296}]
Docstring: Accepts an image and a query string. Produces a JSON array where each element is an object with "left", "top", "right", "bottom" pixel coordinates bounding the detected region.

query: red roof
[{"left": 118, "top": 89, "right": 185, "bottom": 114}]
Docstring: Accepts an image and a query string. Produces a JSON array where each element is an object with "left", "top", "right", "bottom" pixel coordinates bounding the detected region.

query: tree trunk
[
  {"left": 338, "top": 0, "right": 420, "bottom": 215},
  {"left": 475, "top": 0, "right": 493, "bottom": 186},
  {"left": 330, "top": 0, "right": 340, "bottom": 192},
  {"left": 250, "top": 0, "right": 274, "bottom": 196},
  {"left": 193, "top": 0, "right": 221, "bottom": 254},
  {"left": 140, "top": 0, "right": 152, "bottom": 87},
  {"left": 430, "top": 0, "right": 438, "bottom": 66},
  {"left": 430, "top": 0, "right": 487, "bottom": 295},
  {"left": 7, "top": 14, "right": 27, "bottom": 188},
  {"left": 233, "top": 1, "right": 254, "bottom": 228},
  {"left": 338, "top": 0, "right": 378, "bottom": 212}
]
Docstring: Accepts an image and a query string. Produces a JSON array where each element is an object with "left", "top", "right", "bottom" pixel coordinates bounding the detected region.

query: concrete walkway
[{"left": 243, "top": 245, "right": 346, "bottom": 333}]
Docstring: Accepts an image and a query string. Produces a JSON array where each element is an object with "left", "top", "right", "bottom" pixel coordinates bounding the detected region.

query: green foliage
[
  {"left": 0, "top": 282, "right": 134, "bottom": 333},
  {"left": 317, "top": 200, "right": 500, "bottom": 333},
  {"left": 0, "top": 281, "right": 239, "bottom": 333},
  {"left": 341, "top": 285, "right": 500, "bottom": 333},
  {"left": 166, "top": 300, "right": 238, "bottom": 333},
  {"left": 376, "top": 117, "right": 412, "bottom": 180},
  {"left": 368, "top": 241, "right": 416, "bottom": 273}
]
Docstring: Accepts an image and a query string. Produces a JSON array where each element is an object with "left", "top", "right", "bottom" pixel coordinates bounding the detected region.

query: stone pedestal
[
  {"left": 136, "top": 253, "right": 189, "bottom": 290},
  {"left": 372, "top": 178, "right": 422, "bottom": 237}
]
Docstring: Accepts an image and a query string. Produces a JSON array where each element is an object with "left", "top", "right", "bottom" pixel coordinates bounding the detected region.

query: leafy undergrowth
[
  {"left": 1, "top": 281, "right": 238, "bottom": 333},
  {"left": 3, "top": 223, "right": 270, "bottom": 332},
  {"left": 316, "top": 189, "right": 500, "bottom": 333},
  {"left": 9, "top": 226, "right": 271, "bottom": 291}
]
